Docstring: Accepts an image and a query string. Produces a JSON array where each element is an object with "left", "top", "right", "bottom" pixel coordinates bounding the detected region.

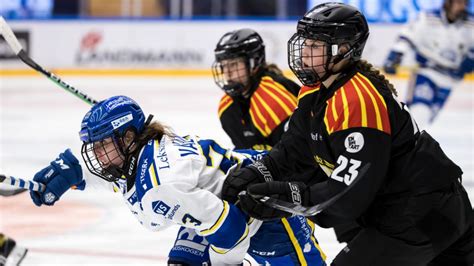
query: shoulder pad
[
  {"left": 324, "top": 73, "right": 391, "bottom": 135},
  {"left": 248, "top": 76, "right": 298, "bottom": 137}
]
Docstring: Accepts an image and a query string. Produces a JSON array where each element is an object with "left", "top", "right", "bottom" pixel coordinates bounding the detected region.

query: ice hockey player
[
  {"left": 384, "top": 0, "right": 474, "bottom": 129},
  {"left": 29, "top": 95, "right": 326, "bottom": 265},
  {"left": 222, "top": 3, "right": 474, "bottom": 265},
  {"left": 213, "top": 28, "right": 300, "bottom": 151},
  {"left": 0, "top": 233, "right": 27, "bottom": 266}
]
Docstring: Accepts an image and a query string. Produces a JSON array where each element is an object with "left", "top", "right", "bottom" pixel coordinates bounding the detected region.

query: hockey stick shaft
[
  {"left": 258, "top": 163, "right": 371, "bottom": 216},
  {"left": 0, "top": 174, "right": 45, "bottom": 192},
  {"left": 0, "top": 16, "right": 98, "bottom": 106}
]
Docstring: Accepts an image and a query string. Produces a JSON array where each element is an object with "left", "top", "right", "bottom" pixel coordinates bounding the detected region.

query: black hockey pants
[{"left": 331, "top": 180, "right": 474, "bottom": 266}]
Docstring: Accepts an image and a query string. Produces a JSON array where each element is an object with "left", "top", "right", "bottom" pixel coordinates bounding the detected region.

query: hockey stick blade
[
  {"left": 258, "top": 163, "right": 371, "bottom": 216},
  {"left": 0, "top": 16, "right": 98, "bottom": 106},
  {"left": 0, "top": 188, "right": 26, "bottom": 197},
  {"left": 0, "top": 174, "right": 45, "bottom": 192}
]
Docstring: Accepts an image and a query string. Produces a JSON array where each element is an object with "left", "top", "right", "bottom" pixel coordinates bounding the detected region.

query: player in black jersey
[
  {"left": 213, "top": 28, "right": 301, "bottom": 151},
  {"left": 222, "top": 3, "right": 473, "bottom": 265}
]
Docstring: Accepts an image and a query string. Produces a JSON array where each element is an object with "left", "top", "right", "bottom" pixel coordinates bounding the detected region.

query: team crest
[{"left": 152, "top": 200, "right": 170, "bottom": 216}]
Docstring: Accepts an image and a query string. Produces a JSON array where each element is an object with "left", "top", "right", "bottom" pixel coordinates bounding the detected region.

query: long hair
[
  {"left": 261, "top": 62, "right": 283, "bottom": 76},
  {"left": 136, "top": 121, "right": 174, "bottom": 145},
  {"left": 356, "top": 60, "right": 398, "bottom": 96}
]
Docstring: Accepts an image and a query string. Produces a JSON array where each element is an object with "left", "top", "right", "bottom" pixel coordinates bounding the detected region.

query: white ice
[{"left": 0, "top": 75, "right": 472, "bottom": 265}]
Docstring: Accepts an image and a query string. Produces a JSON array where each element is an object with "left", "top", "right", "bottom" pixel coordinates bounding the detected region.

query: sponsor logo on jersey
[
  {"left": 243, "top": 130, "right": 255, "bottom": 137},
  {"left": 167, "top": 204, "right": 181, "bottom": 219},
  {"left": 156, "top": 141, "right": 170, "bottom": 170},
  {"left": 344, "top": 132, "right": 364, "bottom": 153},
  {"left": 139, "top": 158, "right": 149, "bottom": 189},
  {"left": 310, "top": 132, "right": 322, "bottom": 141},
  {"left": 111, "top": 114, "right": 133, "bottom": 129},
  {"left": 152, "top": 200, "right": 170, "bottom": 216}
]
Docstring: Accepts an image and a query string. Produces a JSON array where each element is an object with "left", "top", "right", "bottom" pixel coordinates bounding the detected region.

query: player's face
[
  {"left": 93, "top": 137, "right": 124, "bottom": 169},
  {"left": 301, "top": 39, "right": 330, "bottom": 76},
  {"left": 447, "top": 0, "right": 467, "bottom": 20},
  {"left": 220, "top": 58, "right": 249, "bottom": 85}
]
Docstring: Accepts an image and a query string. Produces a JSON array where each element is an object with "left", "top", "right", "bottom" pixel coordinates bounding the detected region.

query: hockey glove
[
  {"left": 221, "top": 161, "right": 273, "bottom": 204},
  {"left": 383, "top": 51, "right": 403, "bottom": 74},
  {"left": 238, "top": 181, "right": 310, "bottom": 221},
  {"left": 30, "top": 149, "right": 84, "bottom": 206}
]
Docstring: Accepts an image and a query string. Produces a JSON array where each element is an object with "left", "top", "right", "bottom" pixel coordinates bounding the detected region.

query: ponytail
[{"left": 356, "top": 60, "right": 398, "bottom": 96}]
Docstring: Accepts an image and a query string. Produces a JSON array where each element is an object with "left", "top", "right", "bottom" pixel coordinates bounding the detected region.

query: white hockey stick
[
  {"left": 0, "top": 16, "right": 98, "bottom": 105},
  {"left": 0, "top": 174, "right": 45, "bottom": 192}
]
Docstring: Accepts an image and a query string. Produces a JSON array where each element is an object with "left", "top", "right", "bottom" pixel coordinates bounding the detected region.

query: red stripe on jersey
[
  {"left": 297, "top": 85, "right": 320, "bottom": 102},
  {"left": 249, "top": 97, "right": 270, "bottom": 136},
  {"left": 218, "top": 95, "right": 233, "bottom": 118},
  {"left": 259, "top": 81, "right": 297, "bottom": 116},
  {"left": 252, "top": 89, "right": 279, "bottom": 132},
  {"left": 356, "top": 73, "right": 391, "bottom": 134}
]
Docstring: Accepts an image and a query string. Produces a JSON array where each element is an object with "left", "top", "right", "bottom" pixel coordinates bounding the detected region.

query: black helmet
[
  {"left": 288, "top": 2, "right": 369, "bottom": 86},
  {"left": 212, "top": 29, "right": 266, "bottom": 97}
]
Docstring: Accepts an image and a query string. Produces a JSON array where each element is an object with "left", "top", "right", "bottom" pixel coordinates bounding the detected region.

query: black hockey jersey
[
  {"left": 265, "top": 64, "right": 463, "bottom": 226},
  {"left": 218, "top": 71, "right": 300, "bottom": 150}
]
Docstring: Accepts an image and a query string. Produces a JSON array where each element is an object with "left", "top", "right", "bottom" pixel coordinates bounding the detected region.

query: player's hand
[
  {"left": 238, "top": 181, "right": 310, "bottom": 220},
  {"left": 30, "top": 149, "right": 84, "bottom": 206},
  {"left": 383, "top": 51, "right": 403, "bottom": 74},
  {"left": 221, "top": 161, "right": 272, "bottom": 204}
]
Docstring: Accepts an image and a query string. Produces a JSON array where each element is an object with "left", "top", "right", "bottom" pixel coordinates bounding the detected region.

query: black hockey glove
[
  {"left": 238, "top": 181, "right": 310, "bottom": 221},
  {"left": 222, "top": 161, "right": 273, "bottom": 204}
]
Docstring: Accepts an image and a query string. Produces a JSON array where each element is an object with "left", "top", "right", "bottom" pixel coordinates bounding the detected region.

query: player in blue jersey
[
  {"left": 384, "top": 0, "right": 474, "bottom": 129},
  {"left": 28, "top": 95, "right": 326, "bottom": 265}
]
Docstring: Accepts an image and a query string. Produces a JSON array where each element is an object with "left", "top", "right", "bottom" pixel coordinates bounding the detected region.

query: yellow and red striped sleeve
[
  {"left": 249, "top": 76, "right": 298, "bottom": 137},
  {"left": 218, "top": 95, "right": 233, "bottom": 118},
  {"left": 324, "top": 72, "right": 391, "bottom": 135},
  {"left": 297, "top": 84, "right": 321, "bottom": 103}
]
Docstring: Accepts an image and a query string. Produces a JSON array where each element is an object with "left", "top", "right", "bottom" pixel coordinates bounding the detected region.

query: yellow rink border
[{"left": 1, "top": 68, "right": 473, "bottom": 81}]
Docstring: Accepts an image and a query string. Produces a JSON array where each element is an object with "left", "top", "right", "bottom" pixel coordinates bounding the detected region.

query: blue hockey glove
[
  {"left": 30, "top": 149, "right": 84, "bottom": 206},
  {"left": 383, "top": 51, "right": 403, "bottom": 74}
]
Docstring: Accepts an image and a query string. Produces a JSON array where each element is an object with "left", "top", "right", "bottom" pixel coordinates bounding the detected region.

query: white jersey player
[
  {"left": 384, "top": 0, "right": 474, "bottom": 129},
  {"left": 29, "top": 96, "right": 326, "bottom": 265}
]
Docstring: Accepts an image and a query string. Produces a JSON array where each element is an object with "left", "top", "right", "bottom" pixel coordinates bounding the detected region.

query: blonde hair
[{"left": 356, "top": 60, "right": 398, "bottom": 97}]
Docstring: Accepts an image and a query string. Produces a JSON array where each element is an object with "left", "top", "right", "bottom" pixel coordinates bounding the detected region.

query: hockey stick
[
  {"left": 251, "top": 163, "right": 371, "bottom": 216},
  {"left": 0, "top": 16, "right": 98, "bottom": 105},
  {"left": 0, "top": 174, "right": 45, "bottom": 192},
  {"left": 0, "top": 188, "right": 26, "bottom": 197}
]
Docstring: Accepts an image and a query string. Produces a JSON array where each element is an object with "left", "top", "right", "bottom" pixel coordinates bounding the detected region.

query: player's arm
[
  {"left": 141, "top": 182, "right": 252, "bottom": 254},
  {"left": 384, "top": 13, "right": 425, "bottom": 74}
]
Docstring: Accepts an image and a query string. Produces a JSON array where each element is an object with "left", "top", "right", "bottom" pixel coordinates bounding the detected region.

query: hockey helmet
[
  {"left": 288, "top": 2, "right": 369, "bottom": 85},
  {"left": 212, "top": 28, "right": 266, "bottom": 97},
  {"left": 79, "top": 95, "right": 145, "bottom": 182}
]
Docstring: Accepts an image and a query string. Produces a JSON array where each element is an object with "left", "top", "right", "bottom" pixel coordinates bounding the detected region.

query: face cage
[
  {"left": 212, "top": 59, "right": 250, "bottom": 97},
  {"left": 81, "top": 137, "right": 126, "bottom": 183},
  {"left": 288, "top": 34, "right": 335, "bottom": 86}
]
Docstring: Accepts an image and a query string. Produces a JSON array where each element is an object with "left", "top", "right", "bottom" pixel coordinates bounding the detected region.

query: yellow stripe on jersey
[
  {"left": 200, "top": 201, "right": 230, "bottom": 236},
  {"left": 307, "top": 219, "right": 327, "bottom": 261},
  {"left": 254, "top": 92, "right": 282, "bottom": 125},
  {"left": 210, "top": 225, "right": 250, "bottom": 254},
  {"left": 340, "top": 86, "right": 350, "bottom": 131},
  {"left": 250, "top": 97, "right": 272, "bottom": 136},
  {"left": 350, "top": 79, "right": 368, "bottom": 127},
  {"left": 261, "top": 86, "right": 294, "bottom": 116},
  {"left": 357, "top": 73, "right": 387, "bottom": 109},
  {"left": 282, "top": 218, "right": 307, "bottom": 266},
  {"left": 354, "top": 74, "right": 384, "bottom": 131},
  {"left": 218, "top": 95, "right": 233, "bottom": 118},
  {"left": 297, "top": 85, "right": 321, "bottom": 102},
  {"left": 261, "top": 77, "right": 298, "bottom": 104},
  {"left": 331, "top": 90, "right": 339, "bottom": 121}
]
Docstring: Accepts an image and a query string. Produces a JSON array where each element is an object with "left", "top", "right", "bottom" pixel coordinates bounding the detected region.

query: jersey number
[
  {"left": 331, "top": 155, "right": 361, "bottom": 185},
  {"left": 182, "top": 214, "right": 202, "bottom": 226}
]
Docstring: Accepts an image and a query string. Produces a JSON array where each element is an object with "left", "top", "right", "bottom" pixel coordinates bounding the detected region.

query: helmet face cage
[
  {"left": 212, "top": 57, "right": 250, "bottom": 97},
  {"left": 81, "top": 135, "right": 126, "bottom": 182},
  {"left": 288, "top": 33, "right": 333, "bottom": 86}
]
